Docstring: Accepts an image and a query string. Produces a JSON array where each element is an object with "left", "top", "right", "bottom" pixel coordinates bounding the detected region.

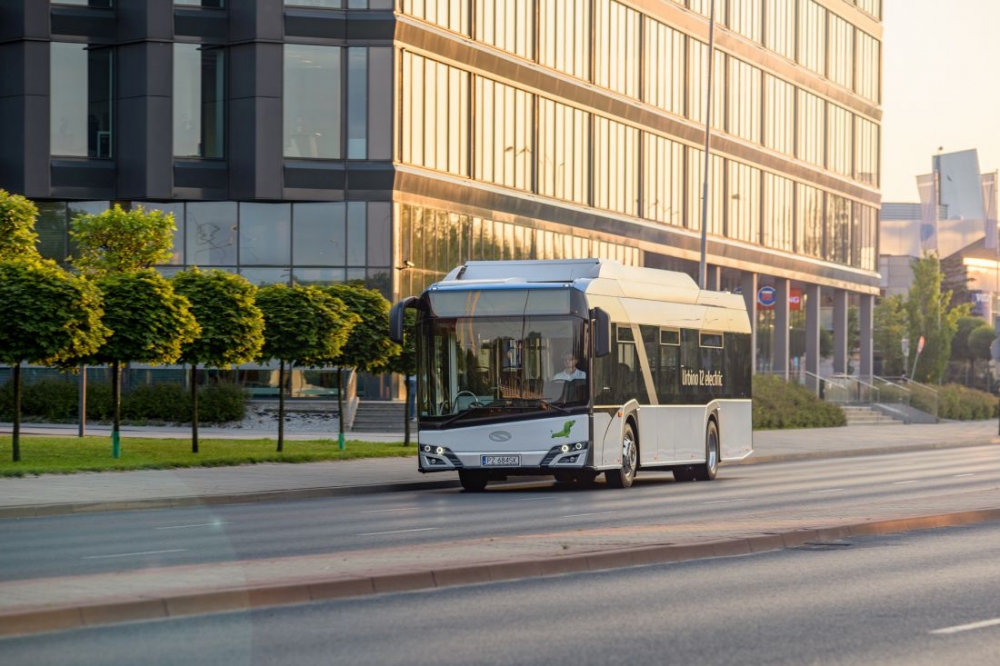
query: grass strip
[{"left": 0, "top": 435, "right": 414, "bottom": 477}]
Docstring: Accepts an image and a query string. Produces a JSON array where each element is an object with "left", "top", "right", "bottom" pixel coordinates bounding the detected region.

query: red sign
[{"left": 756, "top": 288, "right": 802, "bottom": 311}]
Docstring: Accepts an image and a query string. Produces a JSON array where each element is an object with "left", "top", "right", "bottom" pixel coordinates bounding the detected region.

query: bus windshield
[{"left": 417, "top": 315, "right": 588, "bottom": 422}]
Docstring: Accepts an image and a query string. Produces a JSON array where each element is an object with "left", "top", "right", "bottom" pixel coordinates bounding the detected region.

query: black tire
[
  {"left": 458, "top": 470, "right": 489, "bottom": 492},
  {"left": 554, "top": 470, "right": 598, "bottom": 487},
  {"left": 605, "top": 422, "right": 638, "bottom": 489},
  {"left": 673, "top": 420, "right": 720, "bottom": 482}
]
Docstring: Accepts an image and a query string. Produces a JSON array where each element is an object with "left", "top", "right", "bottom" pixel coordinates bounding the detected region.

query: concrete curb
[
  {"left": 1, "top": 439, "right": 996, "bottom": 520},
  {"left": 2, "top": 507, "right": 999, "bottom": 639}
]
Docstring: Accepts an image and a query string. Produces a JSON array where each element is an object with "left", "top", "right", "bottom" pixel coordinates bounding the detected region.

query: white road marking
[
  {"left": 893, "top": 480, "right": 918, "bottom": 485},
  {"left": 809, "top": 488, "right": 844, "bottom": 494},
  {"left": 155, "top": 522, "right": 224, "bottom": 530},
  {"left": 562, "top": 511, "right": 615, "bottom": 518},
  {"left": 930, "top": 617, "right": 1000, "bottom": 635},
  {"left": 84, "top": 549, "right": 188, "bottom": 560},
  {"left": 515, "top": 496, "right": 556, "bottom": 502},
  {"left": 703, "top": 498, "right": 747, "bottom": 505},
  {"left": 953, "top": 473, "right": 975, "bottom": 478},
  {"left": 359, "top": 527, "right": 439, "bottom": 537},
  {"left": 361, "top": 507, "right": 419, "bottom": 514}
]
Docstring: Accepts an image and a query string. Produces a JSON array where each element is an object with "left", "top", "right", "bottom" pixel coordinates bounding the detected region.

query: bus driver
[{"left": 553, "top": 352, "right": 586, "bottom": 381}]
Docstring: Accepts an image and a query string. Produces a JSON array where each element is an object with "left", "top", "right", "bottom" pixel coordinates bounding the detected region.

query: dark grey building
[{"left": 0, "top": 0, "right": 883, "bottom": 394}]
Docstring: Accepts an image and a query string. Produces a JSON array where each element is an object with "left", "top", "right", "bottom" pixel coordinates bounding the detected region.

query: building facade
[{"left": 0, "top": 0, "right": 882, "bottom": 392}]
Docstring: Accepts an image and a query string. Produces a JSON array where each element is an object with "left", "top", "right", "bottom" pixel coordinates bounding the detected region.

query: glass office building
[{"left": 0, "top": 0, "right": 882, "bottom": 391}]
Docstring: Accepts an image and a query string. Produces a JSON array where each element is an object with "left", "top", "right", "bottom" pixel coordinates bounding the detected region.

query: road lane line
[
  {"left": 562, "top": 511, "right": 615, "bottom": 518},
  {"left": 515, "top": 496, "right": 556, "bottom": 502},
  {"left": 892, "top": 480, "right": 918, "bottom": 485},
  {"left": 953, "top": 473, "right": 975, "bottom": 478},
  {"left": 84, "top": 549, "right": 188, "bottom": 560},
  {"left": 809, "top": 488, "right": 844, "bottom": 494},
  {"left": 155, "top": 522, "right": 224, "bottom": 530},
  {"left": 359, "top": 527, "right": 439, "bottom": 537},
  {"left": 361, "top": 507, "right": 419, "bottom": 514},
  {"left": 930, "top": 617, "right": 1000, "bottom": 635}
]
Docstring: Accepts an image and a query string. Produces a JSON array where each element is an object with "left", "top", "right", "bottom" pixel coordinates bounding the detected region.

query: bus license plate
[{"left": 481, "top": 455, "right": 520, "bottom": 466}]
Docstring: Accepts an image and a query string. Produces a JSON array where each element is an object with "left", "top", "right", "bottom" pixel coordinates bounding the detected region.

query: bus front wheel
[
  {"left": 459, "top": 470, "right": 489, "bottom": 492},
  {"left": 605, "top": 422, "right": 637, "bottom": 489}
]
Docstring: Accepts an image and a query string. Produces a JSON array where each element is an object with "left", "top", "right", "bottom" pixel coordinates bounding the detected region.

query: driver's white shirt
[{"left": 552, "top": 369, "right": 586, "bottom": 381}]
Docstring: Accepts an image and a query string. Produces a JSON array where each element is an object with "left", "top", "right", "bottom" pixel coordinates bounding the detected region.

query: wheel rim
[
  {"left": 622, "top": 431, "right": 637, "bottom": 479},
  {"left": 708, "top": 427, "right": 718, "bottom": 472}
]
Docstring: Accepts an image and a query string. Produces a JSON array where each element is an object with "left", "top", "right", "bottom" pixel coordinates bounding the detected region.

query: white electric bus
[{"left": 389, "top": 259, "right": 752, "bottom": 491}]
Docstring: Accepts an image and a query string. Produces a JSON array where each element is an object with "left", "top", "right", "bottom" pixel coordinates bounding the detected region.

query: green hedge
[
  {"left": 0, "top": 379, "right": 247, "bottom": 424},
  {"left": 937, "top": 384, "right": 998, "bottom": 420},
  {"left": 752, "top": 375, "right": 846, "bottom": 429}
]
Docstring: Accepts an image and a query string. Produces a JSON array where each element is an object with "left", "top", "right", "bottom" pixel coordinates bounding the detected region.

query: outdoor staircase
[
  {"left": 841, "top": 405, "right": 903, "bottom": 426},
  {"left": 350, "top": 400, "right": 409, "bottom": 432}
]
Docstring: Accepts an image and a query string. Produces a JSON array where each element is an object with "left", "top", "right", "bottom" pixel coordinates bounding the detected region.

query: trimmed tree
[
  {"left": 385, "top": 309, "right": 417, "bottom": 446},
  {"left": 968, "top": 325, "right": 997, "bottom": 390},
  {"left": 172, "top": 268, "right": 265, "bottom": 453},
  {"left": 318, "top": 284, "right": 398, "bottom": 449},
  {"left": 70, "top": 204, "right": 175, "bottom": 275},
  {"left": 951, "top": 316, "right": 987, "bottom": 385},
  {"left": 0, "top": 190, "right": 41, "bottom": 262},
  {"left": 0, "top": 259, "right": 108, "bottom": 462},
  {"left": 87, "top": 270, "right": 200, "bottom": 457},
  {"left": 904, "top": 254, "right": 970, "bottom": 383},
  {"left": 874, "top": 294, "right": 908, "bottom": 376},
  {"left": 256, "top": 284, "right": 359, "bottom": 452}
]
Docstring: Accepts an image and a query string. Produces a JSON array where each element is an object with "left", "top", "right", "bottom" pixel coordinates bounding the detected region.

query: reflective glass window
[
  {"left": 853, "top": 202, "right": 877, "bottom": 270},
  {"left": 764, "top": 74, "right": 795, "bottom": 155},
  {"left": 728, "top": 0, "right": 762, "bottom": 43},
  {"left": 855, "top": 116, "right": 880, "bottom": 187},
  {"left": 173, "top": 44, "right": 225, "bottom": 158},
  {"left": 642, "top": 133, "right": 684, "bottom": 226},
  {"left": 827, "top": 194, "right": 851, "bottom": 264},
  {"left": 644, "top": 19, "right": 685, "bottom": 117},
  {"left": 762, "top": 173, "right": 794, "bottom": 252},
  {"left": 797, "top": 0, "right": 826, "bottom": 76},
  {"left": 796, "top": 183, "right": 824, "bottom": 257},
  {"left": 50, "top": 43, "right": 113, "bottom": 158},
  {"left": 239, "top": 204, "right": 291, "bottom": 266},
  {"left": 827, "top": 104, "right": 853, "bottom": 177},
  {"left": 688, "top": 40, "right": 726, "bottom": 131},
  {"left": 688, "top": 0, "right": 726, "bottom": 22},
  {"left": 537, "top": 98, "right": 590, "bottom": 205},
  {"left": 284, "top": 45, "right": 341, "bottom": 159},
  {"left": 687, "top": 148, "right": 725, "bottom": 236},
  {"left": 797, "top": 90, "right": 825, "bottom": 167},
  {"left": 347, "top": 202, "right": 366, "bottom": 266},
  {"left": 593, "top": 117, "right": 638, "bottom": 216},
  {"left": 35, "top": 203, "right": 68, "bottom": 263},
  {"left": 475, "top": 0, "right": 534, "bottom": 60},
  {"left": 539, "top": 0, "right": 591, "bottom": 81},
  {"left": 595, "top": 0, "right": 641, "bottom": 99},
  {"left": 241, "top": 268, "right": 292, "bottom": 286},
  {"left": 855, "top": 0, "right": 881, "bottom": 20},
  {"left": 293, "top": 202, "right": 345, "bottom": 266},
  {"left": 146, "top": 202, "right": 186, "bottom": 265},
  {"left": 856, "top": 30, "right": 881, "bottom": 103},
  {"left": 175, "top": 0, "right": 225, "bottom": 6},
  {"left": 400, "top": 52, "right": 469, "bottom": 176},
  {"left": 347, "top": 47, "right": 368, "bottom": 159},
  {"left": 474, "top": 77, "right": 533, "bottom": 191},
  {"left": 54, "top": 0, "right": 113, "bottom": 6},
  {"left": 187, "top": 202, "right": 238, "bottom": 266},
  {"left": 764, "top": 0, "right": 796, "bottom": 60},
  {"left": 727, "top": 161, "right": 761, "bottom": 243},
  {"left": 728, "top": 58, "right": 762, "bottom": 144},
  {"left": 828, "top": 13, "right": 854, "bottom": 90},
  {"left": 402, "top": 0, "right": 470, "bottom": 35}
]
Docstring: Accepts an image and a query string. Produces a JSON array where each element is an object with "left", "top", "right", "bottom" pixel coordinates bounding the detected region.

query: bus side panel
[
  {"left": 663, "top": 406, "right": 712, "bottom": 464},
  {"left": 593, "top": 409, "right": 620, "bottom": 468},
  {"left": 635, "top": 406, "right": 674, "bottom": 465},
  {"left": 719, "top": 399, "right": 753, "bottom": 461}
]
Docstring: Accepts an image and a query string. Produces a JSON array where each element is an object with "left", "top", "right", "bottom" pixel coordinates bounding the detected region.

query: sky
[{"left": 881, "top": 0, "right": 1000, "bottom": 202}]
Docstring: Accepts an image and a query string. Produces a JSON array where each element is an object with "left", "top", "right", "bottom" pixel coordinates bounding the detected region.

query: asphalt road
[
  {"left": 3, "top": 522, "right": 999, "bottom": 665},
  {"left": 2, "top": 446, "right": 999, "bottom": 581}
]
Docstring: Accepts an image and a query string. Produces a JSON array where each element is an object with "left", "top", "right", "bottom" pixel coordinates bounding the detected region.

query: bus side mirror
[
  {"left": 389, "top": 297, "right": 417, "bottom": 343},
  {"left": 592, "top": 307, "right": 611, "bottom": 357}
]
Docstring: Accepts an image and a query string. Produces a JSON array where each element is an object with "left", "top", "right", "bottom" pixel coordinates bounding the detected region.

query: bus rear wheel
[
  {"left": 605, "top": 423, "right": 637, "bottom": 489},
  {"left": 458, "top": 470, "right": 489, "bottom": 492}
]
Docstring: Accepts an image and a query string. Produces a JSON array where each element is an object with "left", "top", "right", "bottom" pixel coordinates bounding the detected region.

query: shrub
[
  {"left": 752, "top": 375, "right": 846, "bottom": 430},
  {"left": 937, "top": 384, "right": 997, "bottom": 420},
  {"left": 0, "top": 378, "right": 247, "bottom": 424}
]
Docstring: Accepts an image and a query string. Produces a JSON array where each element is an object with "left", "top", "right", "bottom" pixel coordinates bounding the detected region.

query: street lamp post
[{"left": 698, "top": 0, "right": 716, "bottom": 290}]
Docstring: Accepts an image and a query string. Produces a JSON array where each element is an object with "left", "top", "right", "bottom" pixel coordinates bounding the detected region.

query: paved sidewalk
[
  {"left": 1, "top": 419, "right": 999, "bottom": 639},
  {"left": 1, "top": 419, "right": 999, "bottom": 518}
]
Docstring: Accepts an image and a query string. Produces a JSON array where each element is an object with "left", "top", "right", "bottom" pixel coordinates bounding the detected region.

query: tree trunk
[
  {"left": 191, "top": 364, "right": 199, "bottom": 454},
  {"left": 11, "top": 363, "right": 21, "bottom": 463},
  {"left": 112, "top": 360, "right": 121, "bottom": 458},
  {"left": 337, "top": 367, "right": 345, "bottom": 450},
  {"left": 277, "top": 360, "right": 285, "bottom": 452}
]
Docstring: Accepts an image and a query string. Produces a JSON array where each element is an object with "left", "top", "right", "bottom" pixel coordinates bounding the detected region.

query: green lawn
[{"left": 0, "top": 434, "right": 415, "bottom": 477}]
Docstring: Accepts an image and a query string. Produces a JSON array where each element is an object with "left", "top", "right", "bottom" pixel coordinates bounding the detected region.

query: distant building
[{"left": 879, "top": 149, "right": 999, "bottom": 321}]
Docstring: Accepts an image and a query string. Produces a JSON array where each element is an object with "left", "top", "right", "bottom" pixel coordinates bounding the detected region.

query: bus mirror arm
[
  {"left": 389, "top": 297, "right": 418, "bottom": 343},
  {"left": 591, "top": 307, "right": 611, "bottom": 357}
]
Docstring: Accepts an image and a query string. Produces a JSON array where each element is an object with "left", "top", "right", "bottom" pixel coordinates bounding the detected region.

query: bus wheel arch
[
  {"left": 605, "top": 417, "right": 638, "bottom": 489},
  {"left": 673, "top": 413, "right": 719, "bottom": 482}
]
